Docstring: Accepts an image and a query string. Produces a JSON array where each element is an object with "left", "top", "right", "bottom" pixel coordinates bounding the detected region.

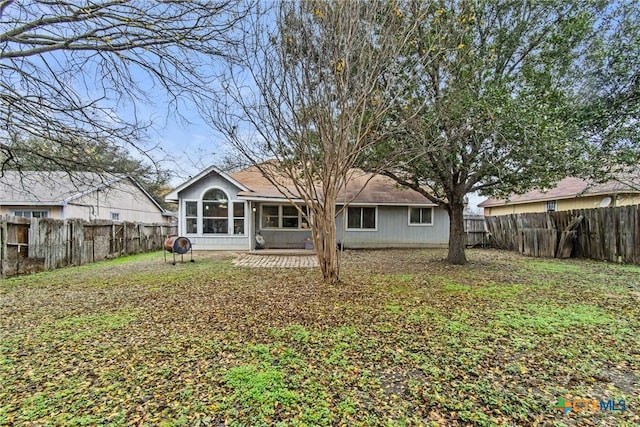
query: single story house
[
  {"left": 164, "top": 164, "right": 449, "bottom": 250},
  {"left": 479, "top": 176, "right": 640, "bottom": 216},
  {"left": 0, "top": 171, "right": 172, "bottom": 223}
]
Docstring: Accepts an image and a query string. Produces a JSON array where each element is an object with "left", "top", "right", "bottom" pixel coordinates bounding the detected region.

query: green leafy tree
[
  {"left": 367, "top": 0, "right": 626, "bottom": 264},
  {"left": 577, "top": 0, "right": 639, "bottom": 179}
]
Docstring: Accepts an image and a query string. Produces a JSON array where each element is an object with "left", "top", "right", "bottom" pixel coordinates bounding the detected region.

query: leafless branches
[
  {"left": 206, "top": 1, "right": 428, "bottom": 283},
  {"left": 1, "top": 0, "right": 250, "bottom": 176}
]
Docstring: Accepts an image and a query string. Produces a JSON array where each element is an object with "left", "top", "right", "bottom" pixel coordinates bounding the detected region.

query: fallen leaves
[{"left": 0, "top": 249, "right": 638, "bottom": 425}]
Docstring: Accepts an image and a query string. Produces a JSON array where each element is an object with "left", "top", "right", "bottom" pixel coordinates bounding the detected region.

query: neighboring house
[
  {"left": 164, "top": 164, "right": 449, "bottom": 250},
  {"left": 479, "top": 176, "right": 640, "bottom": 216},
  {"left": 0, "top": 171, "right": 172, "bottom": 224}
]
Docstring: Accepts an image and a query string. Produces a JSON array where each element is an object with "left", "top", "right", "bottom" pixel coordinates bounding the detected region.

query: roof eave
[
  {"left": 0, "top": 201, "right": 66, "bottom": 206},
  {"left": 481, "top": 189, "right": 638, "bottom": 207}
]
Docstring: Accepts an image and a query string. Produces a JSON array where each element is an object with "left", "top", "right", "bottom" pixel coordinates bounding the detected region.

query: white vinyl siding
[{"left": 337, "top": 205, "right": 448, "bottom": 248}]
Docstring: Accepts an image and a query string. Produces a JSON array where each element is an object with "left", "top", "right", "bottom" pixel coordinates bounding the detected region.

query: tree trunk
[
  {"left": 311, "top": 200, "right": 340, "bottom": 284},
  {"left": 446, "top": 198, "right": 467, "bottom": 265}
]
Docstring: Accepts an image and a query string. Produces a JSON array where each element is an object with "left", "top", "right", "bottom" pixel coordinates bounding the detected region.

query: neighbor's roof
[
  {"left": 0, "top": 171, "right": 164, "bottom": 212},
  {"left": 478, "top": 176, "right": 640, "bottom": 208},
  {"left": 231, "top": 164, "right": 437, "bottom": 205}
]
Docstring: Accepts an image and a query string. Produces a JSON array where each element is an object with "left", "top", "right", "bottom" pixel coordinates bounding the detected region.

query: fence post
[{"left": 0, "top": 220, "right": 7, "bottom": 278}]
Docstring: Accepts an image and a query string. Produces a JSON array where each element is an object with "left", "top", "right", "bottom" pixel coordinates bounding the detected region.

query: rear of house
[{"left": 165, "top": 164, "right": 449, "bottom": 250}]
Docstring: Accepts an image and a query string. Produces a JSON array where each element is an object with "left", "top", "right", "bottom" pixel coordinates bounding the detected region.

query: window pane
[
  {"left": 347, "top": 207, "right": 361, "bottom": 228},
  {"left": 282, "top": 217, "right": 299, "bottom": 228},
  {"left": 409, "top": 208, "right": 421, "bottom": 224},
  {"left": 262, "top": 216, "right": 277, "bottom": 228},
  {"left": 362, "top": 208, "right": 376, "bottom": 229},
  {"left": 186, "top": 218, "right": 197, "bottom": 233},
  {"left": 203, "top": 219, "right": 228, "bottom": 234},
  {"left": 422, "top": 208, "right": 432, "bottom": 224},
  {"left": 233, "top": 202, "right": 245, "bottom": 217},
  {"left": 282, "top": 205, "right": 298, "bottom": 216},
  {"left": 203, "top": 189, "right": 227, "bottom": 201},
  {"left": 546, "top": 201, "right": 556, "bottom": 212},
  {"left": 186, "top": 201, "right": 197, "bottom": 217},
  {"left": 233, "top": 219, "right": 244, "bottom": 235},
  {"left": 203, "top": 202, "right": 227, "bottom": 217},
  {"left": 263, "top": 205, "right": 278, "bottom": 216},
  {"left": 262, "top": 205, "right": 279, "bottom": 228}
]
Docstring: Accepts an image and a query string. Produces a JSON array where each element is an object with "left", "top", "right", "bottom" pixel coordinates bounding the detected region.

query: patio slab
[{"left": 232, "top": 251, "right": 318, "bottom": 268}]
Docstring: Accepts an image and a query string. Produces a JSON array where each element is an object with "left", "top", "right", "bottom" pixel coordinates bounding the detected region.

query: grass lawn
[{"left": 1, "top": 249, "right": 639, "bottom": 426}]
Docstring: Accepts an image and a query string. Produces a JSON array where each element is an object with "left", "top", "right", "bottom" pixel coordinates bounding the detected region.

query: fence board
[
  {"left": 485, "top": 205, "right": 640, "bottom": 264},
  {"left": 1, "top": 217, "right": 176, "bottom": 278},
  {"left": 464, "top": 215, "right": 488, "bottom": 247}
]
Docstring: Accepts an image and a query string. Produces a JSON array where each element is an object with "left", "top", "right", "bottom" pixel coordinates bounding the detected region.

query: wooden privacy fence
[
  {"left": 485, "top": 205, "right": 640, "bottom": 264},
  {"left": 464, "top": 214, "right": 489, "bottom": 247},
  {"left": 0, "top": 216, "right": 177, "bottom": 278}
]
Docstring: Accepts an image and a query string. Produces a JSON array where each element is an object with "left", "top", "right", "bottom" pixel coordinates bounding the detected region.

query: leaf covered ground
[{"left": 1, "top": 249, "right": 639, "bottom": 426}]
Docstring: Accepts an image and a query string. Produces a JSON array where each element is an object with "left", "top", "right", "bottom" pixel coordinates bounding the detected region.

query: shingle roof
[
  {"left": 0, "top": 171, "right": 123, "bottom": 204},
  {"left": 231, "top": 164, "right": 436, "bottom": 205},
  {"left": 0, "top": 171, "right": 164, "bottom": 212},
  {"left": 478, "top": 176, "right": 640, "bottom": 208}
]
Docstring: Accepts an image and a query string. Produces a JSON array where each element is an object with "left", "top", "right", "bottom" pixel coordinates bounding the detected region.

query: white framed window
[
  {"left": 546, "top": 200, "right": 557, "bottom": 212},
  {"left": 408, "top": 207, "right": 433, "bottom": 226},
  {"left": 185, "top": 200, "right": 198, "bottom": 234},
  {"left": 346, "top": 206, "right": 376, "bottom": 230},
  {"left": 260, "top": 204, "right": 309, "bottom": 229},
  {"left": 202, "top": 188, "right": 229, "bottom": 234},
  {"left": 233, "top": 202, "right": 245, "bottom": 235},
  {"left": 12, "top": 210, "right": 49, "bottom": 219},
  {"left": 110, "top": 211, "right": 120, "bottom": 221},
  {"left": 183, "top": 190, "right": 246, "bottom": 236}
]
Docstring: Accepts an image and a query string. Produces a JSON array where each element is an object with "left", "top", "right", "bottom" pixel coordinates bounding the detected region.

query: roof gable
[{"left": 165, "top": 165, "right": 249, "bottom": 202}]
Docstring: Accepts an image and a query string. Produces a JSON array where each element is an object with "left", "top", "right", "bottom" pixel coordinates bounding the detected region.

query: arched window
[{"left": 202, "top": 188, "right": 228, "bottom": 234}]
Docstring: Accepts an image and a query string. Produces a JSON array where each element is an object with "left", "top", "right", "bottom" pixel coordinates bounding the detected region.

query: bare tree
[
  {"left": 0, "top": 0, "right": 250, "bottom": 177},
  {"left": 207, "top": 1, "right": 427, "bottom": 283}
]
